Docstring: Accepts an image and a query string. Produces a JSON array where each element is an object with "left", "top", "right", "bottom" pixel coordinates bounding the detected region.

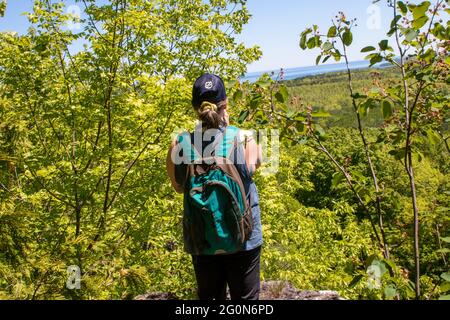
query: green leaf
[
  {"left": 322, "top": 41, "right": 333, "bottom": 51},
  {"left": 250, "top": 94, "right": 263, "bottom": 108},
  {"left": 405, "top": 29, "right": 419, "bottom": 42},
  {"left": 358, "top": 98, "right": 378, "bottom": 116},
  {"left": 432, "top": 23, "right": 447, "bottom": 40},
  {"left": 369, "top": 54, "right": 383, "bottom": 67},
  {"left": 327, "top": 26, "right": 337, "bottom": 38},
  {"left": 300, "top": 29, "right": 312, "bottom": 50},
  {"left": 333, "top": 51, "right": 342, "bottom": 62},
  {"left": 254, "top": 110, "right": 269, "bottom": 125},
  {"left": 311, "top": 112, "right": 331, "bottom": 117},
  {"left": 332, "top": 172, "right": 345, "bottom": 188},
  {"left": 365, "top": 254, "right": 380, "bottom": 269},
  {"left": 390, "top": 15, "right": 402, "bottom": 31},
  {"left": 255, "top": 78, "right": 271, "bottom": 88},
  {"left": 370, "top": 259, "right": 388, "bottom": 277},
  {"left": 361, "top": 46, "right": 376, "bottom": 53},
  {"left": 413, "top": 151, "right": 424, "bottom": 163},
  {"left": 439, "top": 294, "right": 450, "bottom": 300},
  {"left": 379, "top": 40, "right": 389, "bottom": 51},
  {"left": 419, "top": 48, "right": 436, "bottom": 64},
  {"left": 0, "top": 0, "right": 6, "bottom": 18},
  {"left": 275, "top": 85, "right": 289, "bottom": 103},
  {"left": 307, "top": 36, "right": 320, "bottom": 49},
  {"left": 384, "top": 285, "right": 397, "bottom": 299},
  {"left": 348, "top": 275, "right": 364, "bottom": 288},
  {"left": 238, "top": 110, "right": 249, "bottom": 123},
  {"left": 296, "top": 137, "right": 309, "bottom": 145},
  {"left": 441, "top": 237, "right": 450, "bottom": 243},
  {"left": 389, "top": 148, "right": 406, "bottom": 161},
  {"left": 314, "top": 124, "right": 326, "bottom": 137},
  {"left": 296, "top": 122, "right": 305, "bottom": 133},
  {"left": 382, "top": 100, "right": 393, "bottom": 119},
  {"left": 398, "top": 1, "right": 408, "bottom": 15},
  {"left": 315, "top": 55, "right": 322, "bottom": 65},
  {"left": 382, "top": 259, "right": 397, "bottom": 273},
  {"left": 342, "top": 30, "right": 353, "bottom": 46},
  {"left": 352, "top": 171, "right": 366, "bottom": 184},
  {"left": 352, "top": 93, "right": 368, "bottom": 99},
  {"left": 300, "top": 33, "right": 307, "bottom": 50},
  {"left": 425, "top": 129, "right": 441, "bottom": 146},
  {"left": 441, "top": 281, "right": 450, "bottom": 292},
  {"left": 409, "top": 1, "right": 431, "bottom": 20},
  {"left": 441, "top": 273, "right": 450, "bottom": 282},
  {"left": 358, "top": 104, "right": 368, "bottom": 117},
  {"left": 233, "top": 89, "right": 243, "bottom": 102},
  {"left": 413, "top": 15, "right": 429, "bottom": 29}
]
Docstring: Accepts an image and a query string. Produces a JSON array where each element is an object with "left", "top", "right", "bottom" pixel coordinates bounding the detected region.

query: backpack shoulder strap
[
  {"left": 176, "top": 131, "right": 202, "bottom": 163},
  {"left": 213, "top": 126, "right": 239, "bottom": 159}
]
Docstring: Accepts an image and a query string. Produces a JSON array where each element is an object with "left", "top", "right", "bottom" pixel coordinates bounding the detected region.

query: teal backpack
[{"left": 177, "top": 126, "right": 253, "bottom": 255}]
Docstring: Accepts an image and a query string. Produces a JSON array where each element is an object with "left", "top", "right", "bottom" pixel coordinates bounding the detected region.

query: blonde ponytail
[
  {"left": 199, "top": 101, "right": 218, "bottom": 113},
  {"left": 197, "top": 101, "right": 226, "bottom": 129}
]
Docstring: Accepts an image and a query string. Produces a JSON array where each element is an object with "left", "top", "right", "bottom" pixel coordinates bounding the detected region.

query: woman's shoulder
[{"left": 227, "top": 126, "right": 256, "bottom": 145}]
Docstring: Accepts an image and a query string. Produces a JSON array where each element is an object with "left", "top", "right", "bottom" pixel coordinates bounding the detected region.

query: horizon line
[{"left": 245, "top": 59, "right": 374, "bottom": 75}]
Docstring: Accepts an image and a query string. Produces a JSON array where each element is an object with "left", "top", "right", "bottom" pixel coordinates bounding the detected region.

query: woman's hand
[{"left": 242, "top": 131, "right": 262, "bottom": 176}]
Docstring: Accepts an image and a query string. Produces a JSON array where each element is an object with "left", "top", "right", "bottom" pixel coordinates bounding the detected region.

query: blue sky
[
  {"left": 0, "top": 0, "right": 437, "bottom": 72},
  {"left": 241, "top": 0, "right": 396, "bottom": 71}
]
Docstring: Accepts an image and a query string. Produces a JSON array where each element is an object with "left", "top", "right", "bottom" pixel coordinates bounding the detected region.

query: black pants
[{"left": 191, "top": 246, "right": 261, "bottom": 300}]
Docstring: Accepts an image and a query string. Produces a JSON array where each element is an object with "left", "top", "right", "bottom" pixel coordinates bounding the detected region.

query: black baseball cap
[{"left": 192, "top": 73, "right": 227, "bottom": 109}]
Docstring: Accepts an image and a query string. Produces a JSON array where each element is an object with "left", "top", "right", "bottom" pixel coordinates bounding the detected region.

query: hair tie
[{"left": 199, "top": 101, "right": 218, "bottom": 113}]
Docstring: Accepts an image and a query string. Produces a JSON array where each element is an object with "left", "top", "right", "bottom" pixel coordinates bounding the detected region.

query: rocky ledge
[{"left": 134, "top": 281, "right": 344, "bottom": 300}]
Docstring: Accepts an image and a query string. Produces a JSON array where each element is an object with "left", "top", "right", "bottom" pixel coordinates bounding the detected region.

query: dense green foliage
[
  {"left": 227, "top": 0, "right": 449, "bottom": 300},
  {"left": 296, "top": 0, "right": 449, "bottom": 299},
  {"left": 286, "top": 68, "right": 402, "bottom": 127},
  {"left": 227, "top": 69, "right": 449, "bottom": 300},
  {"left": 0, "top": 0, "right": 448, "bottom": 300},
  {"left": 0, "top": 0, "right": 260, "bottom": 299}
]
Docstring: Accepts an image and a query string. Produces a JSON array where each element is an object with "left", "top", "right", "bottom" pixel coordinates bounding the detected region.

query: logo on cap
[{"left": 205, "top": 81, "right": 213, "bottom": 89}]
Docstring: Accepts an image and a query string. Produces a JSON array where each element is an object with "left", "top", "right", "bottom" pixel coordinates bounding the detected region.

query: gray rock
[
  {"left": 134, "top": 292, "right": 178, "bottom": 300},
  {"left": 259, "top": 281, "right": 344, "bottom": 300}
]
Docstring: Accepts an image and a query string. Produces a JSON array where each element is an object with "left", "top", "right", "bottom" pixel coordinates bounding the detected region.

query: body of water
[{"left": 242, "top": 60, "right": 391, "bottom": 82}]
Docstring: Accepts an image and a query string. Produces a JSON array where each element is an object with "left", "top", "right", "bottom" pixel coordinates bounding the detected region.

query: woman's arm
[
  {"left": 166, "top": 139, "right": 184, "bottom": 193},
  {"left": 244, "top": 134, "right": 262, "bottom": 176}
]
